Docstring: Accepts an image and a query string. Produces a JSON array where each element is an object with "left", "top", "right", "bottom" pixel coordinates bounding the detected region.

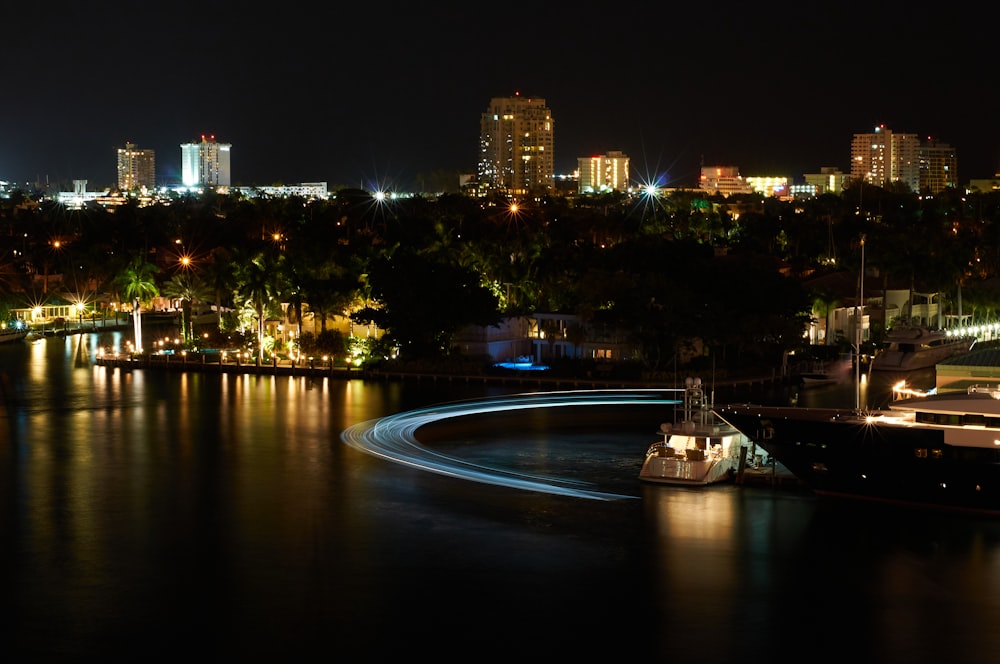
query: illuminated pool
[{"left": 494, "top": 361, "right": 550, "bottom": 371}]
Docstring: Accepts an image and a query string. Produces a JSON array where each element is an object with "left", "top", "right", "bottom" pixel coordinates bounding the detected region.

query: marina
[{"left": 870, "top": 324, "right": 976, "bottom": 371}]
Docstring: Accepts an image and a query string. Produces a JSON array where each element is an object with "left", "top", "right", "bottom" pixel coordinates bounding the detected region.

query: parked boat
[
  {"left": 871, "top": 325, "right": 974, "bottom": 371},
  {"left": 0, "top": 320, "right": 29, "bottom": 344},
  {"left": 714, "top": 384, "right": 1000, "bottom": 514},
  {"left": 638, "top": 377, "right": 754, "bottom": 486},
  {"left": 796, "top": 372, "right": 838, "bottom": 388}
]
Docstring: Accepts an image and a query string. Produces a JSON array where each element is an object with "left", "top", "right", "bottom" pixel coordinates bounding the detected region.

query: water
[{"left": 3, "top": 335, "right": 1000, "bottom": 661}]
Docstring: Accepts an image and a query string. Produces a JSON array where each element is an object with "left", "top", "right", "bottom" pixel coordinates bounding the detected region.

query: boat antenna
[{"left": 855, "top": 235, "right": 865, "bottom": 413}]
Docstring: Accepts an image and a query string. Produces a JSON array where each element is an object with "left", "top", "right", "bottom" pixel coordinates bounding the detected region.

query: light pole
[{"left": 855, "top": 236, "right": 865, "bottom": 413}]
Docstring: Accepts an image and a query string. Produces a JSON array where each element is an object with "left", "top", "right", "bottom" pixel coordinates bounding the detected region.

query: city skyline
[{"left": 2, "top": 4, "right": 997, "bottom": 190}]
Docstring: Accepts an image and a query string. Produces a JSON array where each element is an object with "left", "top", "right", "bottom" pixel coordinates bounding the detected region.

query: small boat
[
  {"left": 638, "top": 377, "right": 753, "bottom": 486},
  {"left": 0, "top": 320, "right": 29, "bottom": 344},
  {"left": 797, "top": 372, "right": 838, "bottom": 389},
  {"left": 714, "top": 383, "right": 1000, "bottom": 515},
  {"left": 871, "top": 325, "right": 974, "bottom": 371}
]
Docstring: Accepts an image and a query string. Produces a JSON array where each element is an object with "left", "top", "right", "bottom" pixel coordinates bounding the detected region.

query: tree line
[{"left": 2, "top": 183, "right": 1000, "bottom": 374}]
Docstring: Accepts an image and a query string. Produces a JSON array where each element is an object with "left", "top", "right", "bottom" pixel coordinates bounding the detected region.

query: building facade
[
  {"left": 698, "top": 166, "right": 754, "bottom": 196},
  {"left": 478, "top": 93, "right": 554, "bottom": 196},
  {"left": 116, "top": 142, "right": 156, "bottom": 191},
  {"left": 181, "top": 135, "right": 232, "bottom": 187},
  {"left": 231, "top": 183, "right": 329, "bottom": 199},
  {"left": 801, "top": 167, "right": 849, "bottom": 196},
  {"left": 919, "top": 138, "right": 958, "bottom": 193},
  {"left": 850, "top": 125, "right": 920, "bottom": 192},
  {"left": 743, "top": 175, "right": 790, "bottom": 198},
  {"left": 577, "top": 151, "right": 630, "bottom": 194}
]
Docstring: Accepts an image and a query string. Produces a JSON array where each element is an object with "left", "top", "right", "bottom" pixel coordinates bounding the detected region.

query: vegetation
[{"left": 2, "top": 183, "right": 1000, "bottom": 377}]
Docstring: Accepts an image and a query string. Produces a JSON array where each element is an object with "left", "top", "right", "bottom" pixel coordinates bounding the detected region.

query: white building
[
  {"left": 56, "top": 180, "right": 108, "bottom": 209},
  {"left": 231, "top": 183, "right": 329, "bottom": 199},
  {"left": 181, "top": 135, "right": 232, "bottom": 187}
]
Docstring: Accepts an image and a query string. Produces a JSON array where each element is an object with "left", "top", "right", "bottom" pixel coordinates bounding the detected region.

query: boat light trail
[{"left": 341, "top": 389, "right": 680, "bottom": 501}]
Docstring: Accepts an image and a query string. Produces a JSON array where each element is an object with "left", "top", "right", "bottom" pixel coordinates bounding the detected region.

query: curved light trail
[{"left": 340, "top": 388, "right": 682, "bottom": 501}]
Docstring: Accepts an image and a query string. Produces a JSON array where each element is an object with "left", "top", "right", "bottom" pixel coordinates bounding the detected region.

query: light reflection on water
[{"left": 3, "top": 337, "right": 1000, "bottom": 660}]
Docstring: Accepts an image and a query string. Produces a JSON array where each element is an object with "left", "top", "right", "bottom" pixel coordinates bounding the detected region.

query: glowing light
[{"left": 341, "top": 389, "right": 680, "bottom": 501}]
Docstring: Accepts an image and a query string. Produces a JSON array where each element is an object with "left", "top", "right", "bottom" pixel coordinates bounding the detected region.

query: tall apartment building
[
  {"left": 577, "top": 151, "right": 630, "bottom": 194},
  {"left": 850, "top": 125, "right": 920, "bottom": 192},
  {"left": 181, "top": 135, "right": 232, "bottom": 187},
  {"left": 478, "top": 93, "right": 554, "bottom": 196},
  {"left": 116, "top": 142, "right": 156, "bottom": 191},
  {"left": 919, "top": 138, "right": 958, "bottom": 193}
]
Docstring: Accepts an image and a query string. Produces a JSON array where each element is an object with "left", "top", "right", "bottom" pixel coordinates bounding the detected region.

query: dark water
[{"left": 3, "top": 335, "right": 1000, "bottom": 662}]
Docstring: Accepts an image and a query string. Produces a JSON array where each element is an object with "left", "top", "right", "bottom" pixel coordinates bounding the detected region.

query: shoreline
[{"left": 93, "top": 352, "right": 789, "bottom": 393}]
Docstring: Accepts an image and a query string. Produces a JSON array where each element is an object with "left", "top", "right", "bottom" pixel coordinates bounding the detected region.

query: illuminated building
[
  {"left": 116, "top": 142, "right": 156, "bottom": 191},
  {"left": 478, "top": 93, "right": 554, "bottom": 196},
  {"left": 850, "top": 125, "right": 919, "bottom": 192},
  {"left": 802, "top": 167, "right": 848, "bottom": 196},
  {"left": 698, "top": 166, "right": 754, "bottom": 196},
  {"left": 968, "top": 175, "right": 1000, "bottom": 193},
  {"left": 577, "top": 151, "right": 630, "bottom": 193},
  {"left": 918, "top": 138, "right": 958, "bottom": 193},
  {"left": 743, "top": 175, "right": 790, "bottom": 199},
  {"left": 56, "top": 180, "right": 107, "bottom": 208},
  {"left": 181, "top": 135, "right": 232, "bottom": 187},
  {"left": 230, "top": 182, "right": 329, "bottom": 199}
]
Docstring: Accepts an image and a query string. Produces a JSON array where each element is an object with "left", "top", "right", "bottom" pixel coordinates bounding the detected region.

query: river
[{"left": 2, "top": 333, "right": 999, "bottom": 662}]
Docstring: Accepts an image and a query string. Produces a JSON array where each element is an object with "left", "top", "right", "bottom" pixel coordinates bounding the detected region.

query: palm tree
[
  {"left": 115, "top": 256, "right": 159, "bottom": 353},
  {"left": 232, "top": 249, "right": 283, "bottom": 354},
  {"left": 162, "top": 272, "right": 212, "bottom": 342}
]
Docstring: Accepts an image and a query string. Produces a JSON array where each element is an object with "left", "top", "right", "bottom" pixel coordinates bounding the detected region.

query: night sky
[{"left": 2, "top": 3, "right": 997, "bottom": 191}]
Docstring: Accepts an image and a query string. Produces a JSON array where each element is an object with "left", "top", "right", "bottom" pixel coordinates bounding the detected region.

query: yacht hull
[{"left": 714, "top": 404, "right": 1000, "bottom": 514}]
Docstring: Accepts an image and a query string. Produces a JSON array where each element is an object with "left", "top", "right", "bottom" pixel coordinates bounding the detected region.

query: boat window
[
  {"left": 916, "top": 413, "right": 963, "bottom": 426},
  {"left": 963, "top": 414, "right": 987, "bottom": 426},
  {"left": 914, "top": 448, "right": 928, "bottom": 458}
]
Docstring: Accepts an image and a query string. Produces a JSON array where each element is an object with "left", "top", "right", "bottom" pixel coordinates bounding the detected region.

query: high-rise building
[
  {"left": 919, "top": 138, "right": 958, "bottom": 193},
  {"left": 850, "top": 125, "right": 920, "bottom": 192},
  {"left": 117, "top": 142, "right": 156, "bottom": 191},
  {"left": 577, "top": 151, "right": 630, "bottom": 194},
  {"left": 180, "top": 135, "right": 232, "bottom": 187},
  {"left": 478, "top": 93, "right": 554, "bottom": 196}
]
